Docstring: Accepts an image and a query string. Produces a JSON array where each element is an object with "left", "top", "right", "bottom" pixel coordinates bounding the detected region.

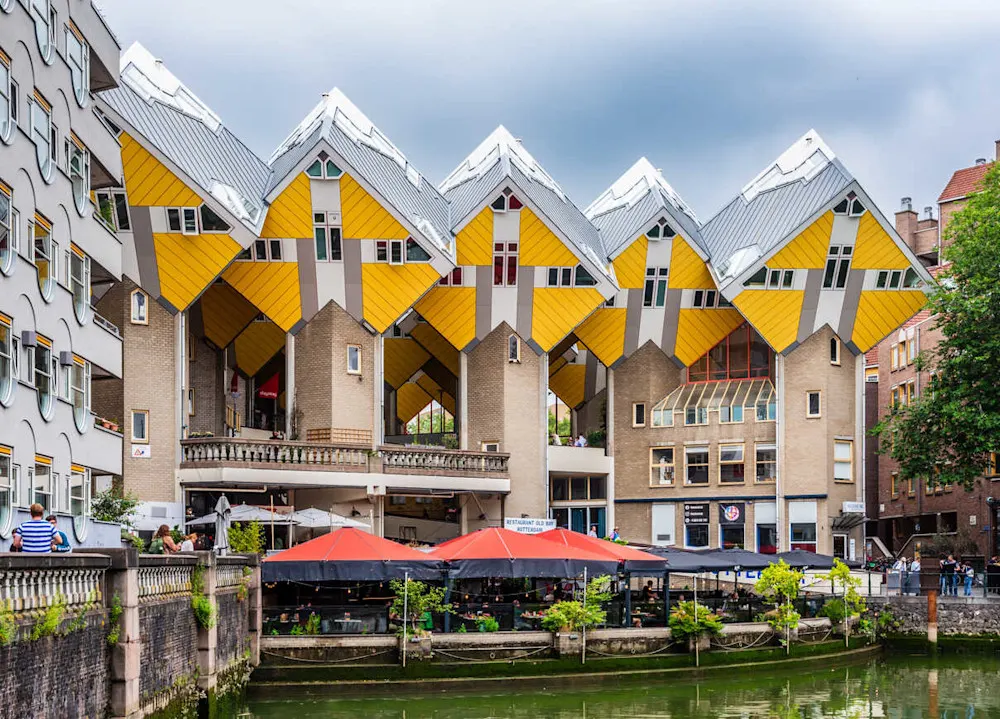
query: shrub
[
  {"left": 290, "top": 624, "right": 304, "bottom": 636},
  {"left": 540, "top": 574, "right": 611, "bottom": 632},
  {"left": 390, "top": 579, "right": 452, "bottom": 633},
  {"left": 106, "top": 594, "right": 123, "bottom": 646},
  {"left": 755, "top": 560, "right": 803, "bottom": 642},
  {"left": 228, "top": 520, "right": 266, "bottom": 556},
  {"left": 818, "top": 598, "right": 848, "bottom": 623},
  {"left": 0, "top": 602, "right": 16, "bottom": 646},
  {"left": 456, "top": 623, "right": 467, "bottom": 633},
  {"left": 190, "top": 565, "right": 217, "bottom": 629},
  {"left": 305, "top": 612, "right": 322, "bottom": 635},
  {"left": 475, "top": 616, "right": 500, "bottom": 633},
  {"left": 92, "top": 488, "right": 141, "bottom": 528},
  {"left": 31, "top": 595, "right": 66, "bottom": 640},
  {"left": 667, "top": 601, "right": 723, "bottom": 641}
]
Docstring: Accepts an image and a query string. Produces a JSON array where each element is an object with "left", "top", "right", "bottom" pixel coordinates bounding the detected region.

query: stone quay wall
[
  {"left": 868, "top": 596, "right": 1000, "bottom": 636},
  {"left": 0, "top": 550, "right": 261, "bottom": 719}
]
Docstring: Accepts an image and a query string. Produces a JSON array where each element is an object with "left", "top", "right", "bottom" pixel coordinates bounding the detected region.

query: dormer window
[
  {"left": 646, "top": 217, "right": 676, "bottom": 241},
  {"left": 305, "top": 157, "right": 343, "bottom": 179},
  {"left": 490, "top": 188, "right": 523, "bottom": 213},
  {"left": 833, "top": 191, "right": 866, "bottom": 217}
]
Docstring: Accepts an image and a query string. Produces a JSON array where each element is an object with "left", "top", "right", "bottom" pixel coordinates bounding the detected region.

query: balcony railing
[
  {"left": 179, "top": 437, "right": 509, "bottom": 477},
  {"left": 381, "top": 445, "right": 509, "bottom": 476},
  {"left": 92, "top": 311, "right": 120, "bottom": 337}
]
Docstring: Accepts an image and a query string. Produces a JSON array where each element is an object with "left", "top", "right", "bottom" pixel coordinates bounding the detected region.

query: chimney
[
  {"left": 975, "top": 158, "right": 987, "bottom": 166},
  {"left": 995, "top": 139, "right": 1000, "bottom": 161},
  {"left": 924, "top": 206, "right": 934, "bottom": 220},
  {"left": 895, "top": 196, "right": 918, "bottom": 247},
  {"left": 900, "top": 197, "right": 912, "bottom": 212}
]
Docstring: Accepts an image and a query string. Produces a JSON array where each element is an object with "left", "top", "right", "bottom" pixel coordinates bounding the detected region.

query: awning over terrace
[
  {"left": 262, "top": 527, "right": 445, "bottom": 582},
  {"left": 694, "top": 547, "right": 775, "bottom": 570},
  {"left": 536, "top": 529, "right": 666, "bottom": 573},
  {"left": 776, "top": 549, "right": 836, "bottom": 570},
  {"left": 428, "top": 527, "right": 620, "bottom": 578},
  {"left": 644, "top": 546, "right": 736, "bottom": 573}
]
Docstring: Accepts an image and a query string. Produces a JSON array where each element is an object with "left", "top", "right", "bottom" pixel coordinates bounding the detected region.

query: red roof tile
[
  {"left": 939, "top": 162, "right": 992, "bottom": 202},
  {"left": 865, "top": 349, "right": 879, "bottom": 365}
]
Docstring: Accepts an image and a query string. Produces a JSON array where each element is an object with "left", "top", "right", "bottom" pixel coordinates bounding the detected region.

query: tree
[
  {"left": 540, "top": 574, "right": 612, "bottom": 632},
  {"left": 389, "top": 579, "right": 452, "bottom": 634},
  {"left": 874, "top": 163, "right": 1000, "bottom": 489},
  {"left": 228, "top": 520, "right": 266, "bottom": 556},
  {"left": 755, "top": 560, "right": 804, "bottom": 651}
]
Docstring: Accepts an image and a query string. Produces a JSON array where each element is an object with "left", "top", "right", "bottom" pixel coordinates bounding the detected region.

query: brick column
[
  {"left": 195, "top": 550, "right": 218, "bottom": 690},
  {"left": 105, "top": 547, "right": 140, "bottom": 719},
  {"left": 246, "top": 554, "right": 262, "bottom": 666}
]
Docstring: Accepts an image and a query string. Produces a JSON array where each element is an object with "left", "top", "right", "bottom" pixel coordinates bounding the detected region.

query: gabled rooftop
[
  {"left": 701, "top": 130, "right": 853, "bottom": 282},
  {"left": 441, "top": 126, "right": 609, "bottom": 274},
  {"left": 586, "top": 157, "right": 703, "bottom": 258},
  {"left": 102, "top": 43, "right": 270, "bottom": 229},
  {"left": 938, "top": 161, "right": 993, "bottom": 203},
  {"left": 266, "top": 88, "right": 451, "bottom": 253}
]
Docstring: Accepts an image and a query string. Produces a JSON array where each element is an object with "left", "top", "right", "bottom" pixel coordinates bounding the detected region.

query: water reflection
[{"left": 246, "top": 655, "right": 1000, "bottom": 718}]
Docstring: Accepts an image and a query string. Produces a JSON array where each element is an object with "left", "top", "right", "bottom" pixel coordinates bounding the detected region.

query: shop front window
[
  {"left": 721, "top": 524, "right": 745, "bottom": 550},
  {"left": 757, "top": 524, "right": 777, "bottom": 554},
  {"left": 790, "top": 523, "right": 817, "bottom": 551}
]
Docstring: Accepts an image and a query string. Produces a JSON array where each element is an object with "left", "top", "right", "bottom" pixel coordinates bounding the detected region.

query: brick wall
[
  {"left": 293, "top": 301, "right": 376, "bottom": 438},
  {"left": 0, "top": 613, "right": 110, "bottom": 719},
  {"left": 216, "top": 590, "right": 251, "bottom": 667},
  {"left": 189, "top": 337, "right": 224, "bottom": 436},
  {"left": 139, "top": 597, "right": 200, "bottom": 700}
]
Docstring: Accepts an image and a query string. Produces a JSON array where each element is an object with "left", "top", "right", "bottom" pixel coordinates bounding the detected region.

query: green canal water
[{"left": 245, "top": 653, "right": 1000, "bottom": 718}]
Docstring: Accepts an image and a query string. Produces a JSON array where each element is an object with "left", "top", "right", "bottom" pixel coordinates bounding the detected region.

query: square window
[
  {"left": 755, "top": 444, "right": 776, "bottom": 482},
  {"left": 686, "top": 524, "right": 709, "bottom": 549},
  {"left": 346, "top": 345, "right": 361, "bottom": 375},
  {"left": 570, "top": 476, "right": 588, "bottom": 500},
  {"left": 685, "top": 447, "right": 709, "bottom": 485},
  {"left": 550, "top": 476, "right": 568, "bottom": 501},
  {"left": 719, "top": 444, "right": 745, "bottom": 484},
  {"left": 166, "top": 208, "right": 181, "bottom": 232},
  {"left": 181, "top": 208, "right": 198, "bottom": 235}
]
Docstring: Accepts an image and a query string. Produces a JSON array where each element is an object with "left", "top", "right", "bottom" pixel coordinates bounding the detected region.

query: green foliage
[
  {"left": 547, "top": 411, "right": 571, "bottom": 439},
  {"left": 441, "top": 433, "right": 459, "bottom": 450},
  {"left": 97, "top": 196, "right": 115, "bottom": 227},
  {"left": 106, "top": 594, "right": 123, "bottom": 646},
  {"left": 190, "top": 565, "right": 217, "bottom": 629},
  {"left": 389, "top": 579, "right": 452, "bottom": 633},
  {"left": 228, "top": 520, "right": 266, "bottom": 556},
  {"left": 170, "top": 526, "right": 185, "bottom": 544},
  {"left": 475, "top": 616, "right": 500, "bottom": 633},
  {"left": 304, "top": 612, "right": 322, "bottom": 635},
  {"left": 0, "top": 601, "right": 16, "bottom": 646},
  {"left": 541, "top": 575, "right": 611, "bottom": 632},
  {"left": 818, "top": 598, "right": 848, "bottom": 623},
  {"left": 289, "top": 624, "right": 304, "bottom": 636},
  {"left": 586, "top": 429, "right": 606, "bottom": 449},
  {"left": 821, "top": 559, "right": 866, "bottom": 617},
  {"left": 237, "top": 566, "right": 253, "bottom": 602},
  {"left": 64, "top": 590, "right": 98, "bottom": 635},
  {"left": 768, "top": 603, "right": 801, "bottom": 637},
  {"left": 756, "top": 560, "right": 803, "bottom": 637},
  {"left": 92, "top": 487, "right": 141, "bottom": 528},
  {"left": 120, "top": 530, "right": 145, "bottom": 553},
  {"left": 874, "top": 163, "right": 1000, "bottom": 489},
  {"left": 667, "top": 601, "right": 724, "bottom": 641},
  {"left": 877, "top": 607, "right": 904, "bottom": 636},
  {"left": 31, "top": 595, "right": 66, "bottom": 640},
  {"left": 456, "top": 623, "right": 467, "bottom": 633},
  {"left": 405, "top": 410, "right": 455, "bottom": 435}
]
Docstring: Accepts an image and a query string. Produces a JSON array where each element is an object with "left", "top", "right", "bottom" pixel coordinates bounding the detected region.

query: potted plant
[{"left": 668, "top": 600, "right": 723, "bottom": 653}]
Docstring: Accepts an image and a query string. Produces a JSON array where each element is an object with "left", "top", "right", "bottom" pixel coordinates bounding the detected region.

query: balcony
[
  {"left": 178, "top": 437, "right": 510, "bottom": 494},
  {"left": 548, "top": 444, "right": 612, "bottom": 475}
]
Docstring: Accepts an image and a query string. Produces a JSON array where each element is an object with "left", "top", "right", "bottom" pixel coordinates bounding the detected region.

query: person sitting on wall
[
  {"left": 550, "top": 433, "right": 561, "bottom": 446},
  {"left": 12, "top": 504, "right": 63, "bottom": 553},
  {"left": 47, "top": 515, "right": 71, "bottom": 553}
]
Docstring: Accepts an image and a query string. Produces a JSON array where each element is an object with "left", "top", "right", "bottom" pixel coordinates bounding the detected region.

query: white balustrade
[
  {"left": 137, "top": 564, "right": 194, "bottom": 599},
  {"left": 0, "top": 567, "right": 105, "bottom": 612},
  {"left": 216, "top": 563, "right": 244, "bottom": 590}
]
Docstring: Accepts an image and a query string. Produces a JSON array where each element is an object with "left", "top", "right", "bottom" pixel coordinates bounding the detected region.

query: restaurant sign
[
  {"left": 504, "top": 517, "right": 557, "bottom": 534},
  {"left": 683, "top": 503, "right": 710, "bottom": 525},
  {"left": 718, "top": 502, "right": 745, "bottom": 525}
]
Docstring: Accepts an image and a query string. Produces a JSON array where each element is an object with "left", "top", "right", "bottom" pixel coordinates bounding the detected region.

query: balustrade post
[
  {"left": 195, "top": 551, "right": 219, "bottom": 691},
  {"left": 104, "top": 547, "right": 141, "bottom": 719}
]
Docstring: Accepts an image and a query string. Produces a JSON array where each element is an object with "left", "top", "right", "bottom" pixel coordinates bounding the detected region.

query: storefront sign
[
  {"left": 504, "top": 517, "right": 556, "bottom": 534},
  {"left": 131, "top": 444, "right": 151, "bottom": 459},
  {"left": 842, "top": 501, "right": 865, "bottom": 514},
  {"left": 719, "top": 502, "right": 745, "bottom": 525},
  {"left": 683, "top": 503, "right": 709, "bottom": 525}
]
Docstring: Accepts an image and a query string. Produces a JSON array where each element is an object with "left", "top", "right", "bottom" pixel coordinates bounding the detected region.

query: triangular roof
[
  {"left": 701, "top": 130, "right": 853, "bottom": 284},
  {"left": 100, "top": 43, "right": 271, "bottom": 233},
  {"left": 440, "top": 126, "right": 611, "bottom": 278},
  {"left": 586, "top": 157, "right": 704, "bottom": 259},
  {"left": 938, "top": 161, "right": 993, "bottom": 202},
  {"left": 265, "top": 88, "right": 451, "bottom": 254}
]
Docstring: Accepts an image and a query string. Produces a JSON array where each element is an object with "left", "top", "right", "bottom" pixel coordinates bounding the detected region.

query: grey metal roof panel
[
  {"left": 101, "top": 84, "right": 270, "bottom": 217},
  {"left": 263, "top": 124, "right": 323, "bottom": 198},
  {"left": 591, "top": 188, "right": 707, "bottom": 259},
  {"left": 444, "top": 159, "right": 508, "bottom": 230},
  {"left": 701, "top": 161, "right": 852, "bottom": 270},
  {"left": 322, "top": 121, "right": 451, "bottom": 247}
]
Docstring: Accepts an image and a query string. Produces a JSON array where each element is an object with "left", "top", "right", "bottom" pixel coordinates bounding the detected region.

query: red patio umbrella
[
  {"left": 429, "top": 527, "right": 620, "bottom": 578},
  {"left": 263, "top": 527, "right": 444, "bottom": 582},
  {"left": 536, "top": 528, "right": 667, "bottom": 573}
]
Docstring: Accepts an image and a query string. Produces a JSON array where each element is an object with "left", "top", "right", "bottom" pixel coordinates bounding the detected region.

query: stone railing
[
  {"left": 137, "top": 555, "right": 196, "bottom": 599},
  {"left": 180, "top": 437, "right": 371, "bottom": 470},
  {"left": 0, "top": 554, "right": 109, "bottom": 612},
  {"left": 179, "top": 438, "right": 510, "bottom": 478},
  {"left": 216, "top": 558, "right": 248, "bottom": 590},
  {"left": 380, "top": 445, "right": 510, "bottom": 476}
]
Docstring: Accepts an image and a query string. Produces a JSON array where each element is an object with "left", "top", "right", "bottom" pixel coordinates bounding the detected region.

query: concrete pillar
[
  {"left": 106, "top": 548, "right": 140, "bottom": 719},
  {"left": 775, "top": 354, "right": 786, "bottom": 552},
  {"left": 246, "top": 555, "right": 262, "bottom": 666},
  {"left": 195, "top": 551, "right": 218, "bottom": 690},
  {"left": 459, "top": 494, "right": 469, "bottom": 535},
  {"left": 459, "top": 352, "right": 468, "bottom": 450}
]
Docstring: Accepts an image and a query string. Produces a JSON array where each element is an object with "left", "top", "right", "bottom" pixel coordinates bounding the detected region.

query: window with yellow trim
[
  {"left": 987, "top": 452, "right": 999, "bottom": 478},
  {"left": 891, "top": 472, "right": 899, "bottom": 498},
  {"left": 650, "top": 447, "right": 674, "bottom": 486},
  {"left": 833, "top": 440, "right": 853, "bottom": 483}
]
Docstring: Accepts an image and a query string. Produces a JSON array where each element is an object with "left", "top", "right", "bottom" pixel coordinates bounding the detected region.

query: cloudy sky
[{"left": 99, "top": 0, "right": 1000, "bottom": 221}]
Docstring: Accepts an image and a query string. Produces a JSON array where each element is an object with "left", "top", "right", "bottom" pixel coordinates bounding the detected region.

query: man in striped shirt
[{"left": 13, "top": 503, "right": 64, "bottom": 553}]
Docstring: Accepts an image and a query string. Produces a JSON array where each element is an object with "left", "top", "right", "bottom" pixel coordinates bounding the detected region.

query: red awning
[
  {"left": 257, "top": 373, "right": 279, "bottom": 399},
  {"left": 262, "top": 527, "right": 443, "bottom": 581},
  {"left": 536, "top": 528, "right": 666, "bottom": 573},
  {"left": 428, "top": 527, "right": 620, "bottom": 578}
]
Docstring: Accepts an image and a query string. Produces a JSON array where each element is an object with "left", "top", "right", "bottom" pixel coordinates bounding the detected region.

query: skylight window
[{"left": 490, "top": 188, "right": 523, "bottom": 213}]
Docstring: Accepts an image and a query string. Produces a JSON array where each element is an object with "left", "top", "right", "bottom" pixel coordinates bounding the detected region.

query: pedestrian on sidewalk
[
  {"left": 908, "top": 556, "right": 921, "bottom": 596},
  {"left": 962, "top": 561, "right": 975, "bottom": 597},
  {"left": 938, "top": 554, "right": 948, "bottom": 596},
  {"left": 943, "top": 555, "right": 958, "bottom": 596}
]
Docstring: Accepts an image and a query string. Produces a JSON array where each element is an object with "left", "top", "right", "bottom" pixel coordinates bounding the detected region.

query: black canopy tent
[{"left": 777, "top": 549, "right": 836, "bottom": 570}]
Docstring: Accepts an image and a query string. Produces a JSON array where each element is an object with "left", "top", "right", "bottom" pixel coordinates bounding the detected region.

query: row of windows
[
  {"left": 647, "top": 440, "right": 853, "bottom": 487},
  {"left": 166, "top": 205, "right": 230, "bottom": 235},
  {"left": 890, "top": 380, "right": 916, "bottom": 408},
  {"left": 680, "top": 522, "right": 816, "bottom": 551},
  {"left": 890, "top": 453, "right": 1000, "bottom": 499},
  {"left": 545, "top": 265, "right": 596, "bottom": 287},
  {"left": 0, "top": 449, "right": 91, "bottom": 541},
  {"left": 0, "top": 316, "right": 92, "bottom": 430},
  {"left": 890, "top": 334, "right": 917, "bottom": 371},
  {"left": 744, "top": 266, "right": 796, "bottom": 290}
]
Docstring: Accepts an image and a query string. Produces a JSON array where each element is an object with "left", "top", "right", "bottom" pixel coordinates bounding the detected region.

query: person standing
[
  {"left": 12, "top": 504, "right": 62, "bottom": 553},
  {"left": 943, "top": 555, "right": 958, "bottom": 597},
  {"left": 588, "top": 525, "right": 598, "bottom": 538},
  {"left": 47, "top": 515, "right": 71, "bottom": 553},
  {"left": 908, "top": 556, "right": 921, "bottom": 596},
  {"left": 963, "top": 561, "right": 975, "bottom": 597},
  {"left": 148, "top": 524, "right": 179, "bottom": 554},
  {"left": 938, "top": 555, "right": 948, "bottom": 596}
]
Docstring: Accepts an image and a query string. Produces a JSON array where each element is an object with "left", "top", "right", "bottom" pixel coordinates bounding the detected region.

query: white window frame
[
  {"left": 30, "top": 95, "right": 53, "bottom": 180},
  {"left": 33, "top": 457, "right": 51, "bottom": 513},
  {"left": 130, "top": 288, "right": 148, "bottom": 325},
  {"left": 0, "top": 184, "right": 14, "bottom": 275},
  {"left": 346, "top": 344, "right": 361, "bottom": 375},
  {"left": 830, "top": 337, "right": 841, "bottom": 366},
  {"left": 34, "top": 337, "right": 52, "bottom": 418},
  {"left": 834, "top": 439, "right": 853, "bottom": 483},
  {"left": 482, "top": 442, "right": 500, "bottom": 453},
  {"left": 65, "top": 24, "right": 89, "bottom": 107},
  {"left": 692, "top": 289, "right": 729, "bottom": 309},
  {"left": 823, "top": 245, "right": 853, "bottom": 290},
  {"left": 305, "top": 157, "right": 343, "bottom": 180},
  {"left": 131, "top": 409, "right": 149, "bottom": 443},
  {"left": 632, "top": 402, "right": 645, "bottom": 427},
  {"left": 389, "top": 239, "right": 404, "bottom": 266},
  {"left": 0, "top": 449, "right": 11, "bottom": 538},
  {"left": 249, "top": 238, "right": 282, "bottom": 262},
  {"left": 181, "top": 207, "right": 198, "bottom": 235},
  {"left": 70, "top": 465, "right": 88, "bottom": 541},
  {"left": 719, "top": 443, "right": 745, "bottom": 484},
  {"left": 0, "top": 316, "right": 12, "bottom": 406},
  {"left": 643, "top": 267, "right": 668, "bottom": 308},
  {"left": 65, "top": 137, "right": 90, "bottom": 215},
  {"left": 755, "top": 443, "right": 777, "bottom": 483},
  {"left": 313, "top": 212, "right": 342, "bottom": 262},
  {"left": 71, "top": 357, "right": 90, "bottom": 433},
  {"left": 490, "top": 189, "right": 523, "bottom": 214},
  {"left": 69, "top": 247, "right": 90, "bottom": 324},
  {"left": 438, "top": 267, "right": 463, "bottom": 287},
  {"left": 0, "top": 53, "right": 12, "bottom": 143},
  {"left": 684, "top": 446, "right": 709, "bottom": 485},
  {"left": 492, "top": 241, "right": 518, "bottom": 287},
  {"left": 645, "top": 217, "right": 676, "bottom": 241},
  {"left": 507, "top": 334, "right": 521, "bottom": 363},
  {"left": 806, "top": 390, "right": 821, "bottom": 418},
  {"left": 94, "top": 189, "right": 131, "bottom": 232},
  {"left": 650, "top": 447, "right": 674, "bottom": 487},
  {"left": 30, "top": 0, "right": 52, "bottom": 61}
]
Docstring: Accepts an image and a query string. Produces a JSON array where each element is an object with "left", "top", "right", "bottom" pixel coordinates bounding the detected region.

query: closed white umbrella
[
  {"left": 214, "top": 495, "right": 231, "bottom": 557},
  {"left": 187, "top": 503, "right": 300, "bottom": 526},
  {"left": 291, "top": 507, "right": 369, "bottom": 530}
]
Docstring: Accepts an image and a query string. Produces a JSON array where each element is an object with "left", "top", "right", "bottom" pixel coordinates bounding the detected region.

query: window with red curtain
[{"left": 493, "top": 242, "right": 518, "bottom": 286}]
